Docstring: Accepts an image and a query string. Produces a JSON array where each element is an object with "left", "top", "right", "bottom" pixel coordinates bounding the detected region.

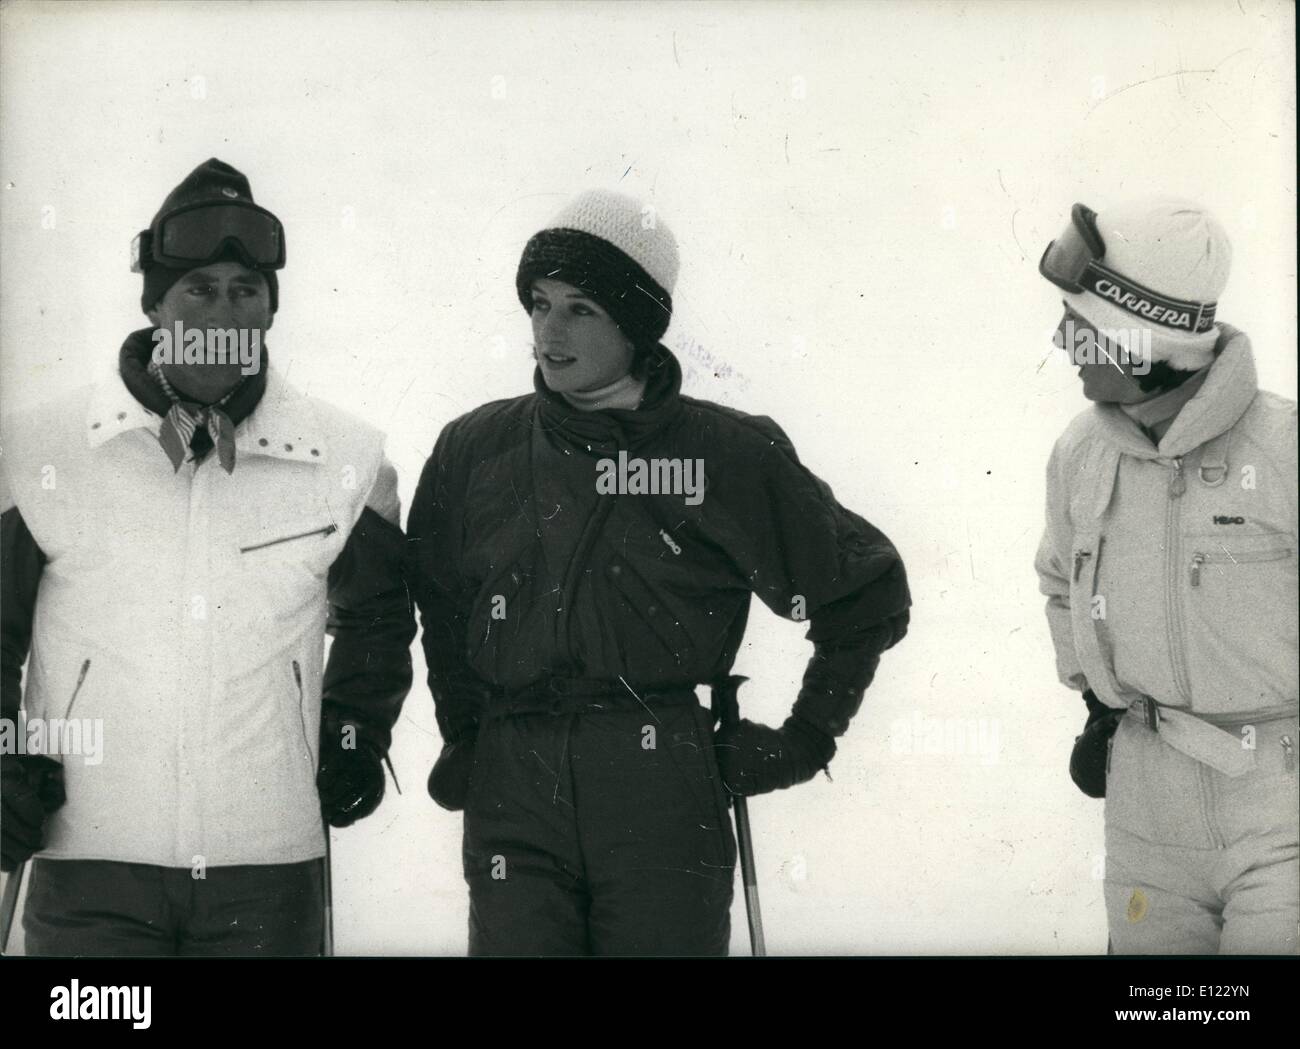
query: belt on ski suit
[
  {"left": 1123, "top": 696, "right": 1299, "bottom": 778},
  {"left": 482, "top": 674, "right": 748, "bottom": 724}
]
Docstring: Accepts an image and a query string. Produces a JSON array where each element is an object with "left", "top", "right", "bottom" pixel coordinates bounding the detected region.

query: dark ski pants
[
  {"left": 22, "top": 857, "right": 324, "bottom": 956},
  {"left": 463, "top": 701, "right": 737, "bottom": 956}
]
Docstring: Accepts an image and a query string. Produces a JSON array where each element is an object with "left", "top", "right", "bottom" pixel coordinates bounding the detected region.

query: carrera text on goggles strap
[
  {"left": 1077, "top": 262, "right": 1216, "bottom": 334},
  {"left": 1040, "top": 203, "right": 1216, "bottom": 334},
  {"left": 132, "top": 201, "right": 285, "bottom": 273}
]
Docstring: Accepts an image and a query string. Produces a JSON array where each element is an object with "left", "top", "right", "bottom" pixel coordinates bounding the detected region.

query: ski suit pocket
[
  {"left": 1213, "top": 715, "right": 1300, "bottom": 848},
  {"left": 668, "top": 703, "right": 737, "bottom": 876},
  {"left": 1181, "top": 530, "right": 1298, "bottom": 712},
  {"left": 291, "top": 659, "right": 316, "bottom": 779},
  {"left": 235, "top": 513, "right": 345, "bottom": 595},
  {"left": 1104, "top": 715, "right": 1216, "bottom": 850}
]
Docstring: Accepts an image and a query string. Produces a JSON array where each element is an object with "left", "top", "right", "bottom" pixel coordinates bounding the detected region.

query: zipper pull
[
  {"left": 1073, "top": 550, "right": 1092, "bottom": 582},
  {"left": 1169, "top": 458, "right": 1186, "bottom": 497},
  {"left": 1190, "top": 553, "right": 1205, "bottom": 587},
  {"left": 292, "top": 659, "right": 303, "bottom": 695},
  {"left": 1283, "top": 735, "right": 1295, "bottom": 773},
  {"left": 66, "top": 659, "right": 91, "bottom": 715}
]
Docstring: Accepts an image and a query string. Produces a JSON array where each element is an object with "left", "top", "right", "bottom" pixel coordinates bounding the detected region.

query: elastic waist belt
[
  {"left": 1126, "top": 697, "right": 1299, "bottom": 777},
  {"left": 484, "top": 677, "right": 703, "bottom": 719}
]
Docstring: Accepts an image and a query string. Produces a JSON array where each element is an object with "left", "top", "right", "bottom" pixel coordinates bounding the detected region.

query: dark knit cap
[
  {"left": 515, "top": 190, "right": 679, "bottom": 351},
  {"left": 140, "top": 158, "right": 280, "bottom": 314}
]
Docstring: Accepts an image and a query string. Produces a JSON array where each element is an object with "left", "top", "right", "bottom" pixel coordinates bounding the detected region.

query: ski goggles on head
[
  {"left": 1040, "top": 202, "right": 1217, "bottom": 334},
  {"left": 131, "top": 201, "right": 286, "bottom": 273}
]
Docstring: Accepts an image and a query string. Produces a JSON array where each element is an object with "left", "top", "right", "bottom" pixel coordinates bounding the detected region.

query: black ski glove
[
  {"left": 427, "top": 737, "right": 476, "bottom": 812},
  {"left": 713, "top": 715, "right": 836, "bottom": 797},
  {"left": 317, "top": 719, "right": 386, "bottom": 828},
  {"left": 1069, "top": 689, "right": 1125, "bottom": 799},
  {"left": 1, "top": 755, "right": 66, "bottom": 871}
]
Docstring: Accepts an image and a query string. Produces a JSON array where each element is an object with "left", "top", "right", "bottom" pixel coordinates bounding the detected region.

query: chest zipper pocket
[
  {"left": 1189, "top": 545, "right": 1292, "bottom": 587},
  {"left": 241, "top": 524, "right": 338, "bottom": 554}
]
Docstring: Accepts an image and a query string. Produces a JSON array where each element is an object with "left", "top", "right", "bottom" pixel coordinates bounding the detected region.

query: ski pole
[
  {"left": 321, "top": 820, "right": 334, "bottom": 957},
  {"left": 0, "top": 862, "right": 25, "bottom": 953},
  {"left": 711, "top": 675, "right": 766, "bottom": 957},
  {"left": 732, "top": 794, "right": 766, "bottom": 956}
]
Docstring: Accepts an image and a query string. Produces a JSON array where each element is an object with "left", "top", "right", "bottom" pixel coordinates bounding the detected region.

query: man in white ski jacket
[
  {"left": 1036, "top": 197, "right": 1297, "bottom": 954},
  {"left": 0, "top": 158, "right": 415, "bottom": 955}
]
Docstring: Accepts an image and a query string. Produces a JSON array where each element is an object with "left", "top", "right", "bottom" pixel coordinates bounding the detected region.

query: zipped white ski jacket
[
  {"left": 1, "top": 365, "right": 409, "bottom": 867},
  {"left": 1037, "top": 326, "right": 1297, "bottom": 761}
]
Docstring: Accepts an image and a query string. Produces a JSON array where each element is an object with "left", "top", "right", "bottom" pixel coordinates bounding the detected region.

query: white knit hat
[
  {"left": 516, "top": 189, "right": 680, "bottom": 348},
  {"left": 1064, "top": 197, "right": 1231, "bottom": 371},
  {"left": 545, "top": 189, "right": 680, "bottom": 293}
]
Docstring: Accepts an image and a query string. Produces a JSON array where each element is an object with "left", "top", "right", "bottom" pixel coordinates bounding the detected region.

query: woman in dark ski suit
[{"left": 406, "top": 190, "right": 910, "bottom": 956}]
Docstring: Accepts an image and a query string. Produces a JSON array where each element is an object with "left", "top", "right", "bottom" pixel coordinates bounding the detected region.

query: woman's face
[{"left": 529, "top": 278, "right": 636, "bottom": 393}]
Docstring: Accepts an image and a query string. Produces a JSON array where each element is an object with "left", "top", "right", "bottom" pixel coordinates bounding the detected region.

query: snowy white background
[{"left": 1, "top": 0, "right": 1294, "bottom": 955}]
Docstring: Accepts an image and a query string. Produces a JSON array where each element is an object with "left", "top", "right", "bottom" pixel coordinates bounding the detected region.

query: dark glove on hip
[
  {"left": 713, "top": 715, "right": 836, "bottom": 797},
  {"left": 1069, "top": 689, "right": 1125, "bottom": 799},
  {"left": 427, "top": 738, "right": 476, "bottom": 812},
  {"left": 317, "top": 723, "right": 385, "bottom": 828},
  {"left": 1, "top": 755, "right": 66, "bottom": 872}
]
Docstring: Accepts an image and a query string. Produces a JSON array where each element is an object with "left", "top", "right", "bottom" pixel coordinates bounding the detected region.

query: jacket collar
[
  {"left": 233, "top": 367, "right": 330, "bottom": 464},
  {"left": 534, "top": 344, "right": 686, "bottom": 456},
  {"left": 1091, "top": 324, "right": 1256, "bottom": 461},
  {"left": 87, "top": 363, "right": 329, "bottom": 465}
]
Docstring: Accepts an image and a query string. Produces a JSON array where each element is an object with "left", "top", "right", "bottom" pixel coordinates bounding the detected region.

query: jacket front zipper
[
  {"left": 1164, "top": 459, "right": 1194, "bottom": 704},
  {"left": 241, "top": 524, "right": 338, "bottom": 554},
  {"left": 557, "top": 495, "right": 618, "bottom": 671}
]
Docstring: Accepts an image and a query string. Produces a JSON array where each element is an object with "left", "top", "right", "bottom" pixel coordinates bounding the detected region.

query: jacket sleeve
[
  {"left": 321, "top": 455, "right": 416, "bottom": 758},
  {"left": 711, "top": 416, "right": 911, "bottom": 739},
  {"left": 405, "top": 424, "right": 495, "bottom": 744},
  {"left": 1, "top": 474, "right": 47, "bottom": 725},
  {"left": 1034, "top": 436, "right": 1087, "bottom": 693}
]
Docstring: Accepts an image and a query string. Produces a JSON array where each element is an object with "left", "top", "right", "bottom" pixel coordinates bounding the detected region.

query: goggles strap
[{"left": 1081, "top": 262, "right": 1216, "bottom": 335}]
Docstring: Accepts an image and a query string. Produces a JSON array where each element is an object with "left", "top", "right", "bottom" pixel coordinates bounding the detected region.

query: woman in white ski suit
[{"left": 1036, "top": 197, "right": 1298, "bottom": 954}]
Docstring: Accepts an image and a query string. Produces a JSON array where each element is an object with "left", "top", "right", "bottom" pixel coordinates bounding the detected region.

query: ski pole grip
[{"left": 710, "top": 674, "right": 748, "bottom": 730}]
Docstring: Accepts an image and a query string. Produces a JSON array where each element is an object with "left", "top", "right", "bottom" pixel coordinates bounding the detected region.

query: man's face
[
  {"left": 1055, "top": 305, "right": 1150, "bottom": 404},
  {"left": 147, "top": 261, "right": 273, "bottom": 403}
]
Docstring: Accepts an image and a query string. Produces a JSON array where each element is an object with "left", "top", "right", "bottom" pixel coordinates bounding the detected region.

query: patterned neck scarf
[{"left": 147, "top": 358, "right": 242, "bottom": 473}]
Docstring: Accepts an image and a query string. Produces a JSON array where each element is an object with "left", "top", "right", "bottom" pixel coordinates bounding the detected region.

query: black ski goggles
[
  {"left": 131, "top": 201, "right": 285, "bottom": 273},
  {"left": 1040, "top": 203, "right": 1216, "bottom": 334}
]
